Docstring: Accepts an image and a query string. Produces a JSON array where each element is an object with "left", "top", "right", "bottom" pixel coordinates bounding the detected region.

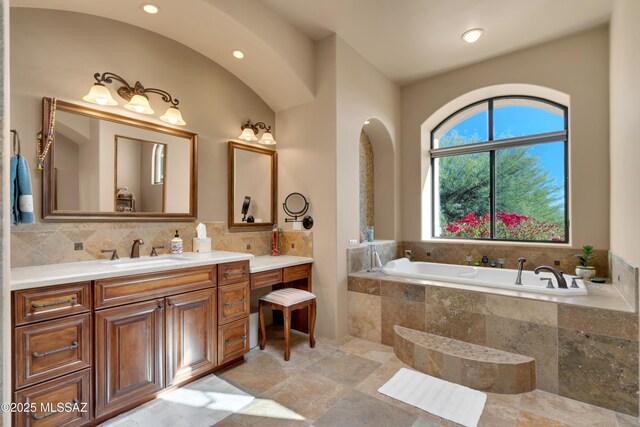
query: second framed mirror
[{"left": 228, "top": 141, "right": 277, "bottom": 230}]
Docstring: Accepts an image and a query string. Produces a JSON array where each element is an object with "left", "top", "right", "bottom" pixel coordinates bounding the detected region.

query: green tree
[{"left": 437, "top": 131, "right": 564, "bottom": 231}]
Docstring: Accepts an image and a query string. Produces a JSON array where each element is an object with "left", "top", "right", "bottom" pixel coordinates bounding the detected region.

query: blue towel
[{"left": 10, "top": 154, "right": 35, "bottom": 225}]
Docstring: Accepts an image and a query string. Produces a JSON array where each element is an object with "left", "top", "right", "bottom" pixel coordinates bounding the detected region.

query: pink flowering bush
[{"left": 441, "top": 212, "right": 563, "bottom": 241}]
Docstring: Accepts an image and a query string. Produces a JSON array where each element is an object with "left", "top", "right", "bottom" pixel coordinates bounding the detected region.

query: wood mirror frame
[
  {"left": 228, "top": 141, "right": 277, "bottom": 231},
  {"left": 41, "top": 97, "right": 198, "bottom": 221}
]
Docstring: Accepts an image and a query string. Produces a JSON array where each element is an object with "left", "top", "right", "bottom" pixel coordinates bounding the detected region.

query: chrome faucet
[
  {"left": 130, "top": 239, "right": 145, "bottom": 258},
  {"left": 534, "top": 265, "right": 568, "bottom": 289},
  {"left": 515, "top": 257, "right": 526, "bottom": 285}
]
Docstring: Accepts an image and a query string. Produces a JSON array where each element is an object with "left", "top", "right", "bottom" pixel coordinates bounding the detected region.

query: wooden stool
[{"left": 258, "top": 288, "right": 316, "bottom": 361}]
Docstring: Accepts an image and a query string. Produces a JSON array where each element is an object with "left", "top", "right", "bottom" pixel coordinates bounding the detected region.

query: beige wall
[
  {"left": 276, "top": 35, "right": 401, "bottom": 338},
  {"left": 335, "top": 37, "right": 401, "bottom": 337},
  {"left": 610, "top": 0, "right": 640, "bottom": 269},
  {"left": 10, "top": 8, "right": 274, "bottom": 221},
  {"left": 1, "top": 0, "right": 9, "bottom": 422},
  {"left": 53, "top": 134, "right": 79, "bottom": 210},
  {"left": 276, "top": 36, "right": 338, "bottom": 337},
  {"left": 401, "top": 26, "right": 610, "bottom": 249}
]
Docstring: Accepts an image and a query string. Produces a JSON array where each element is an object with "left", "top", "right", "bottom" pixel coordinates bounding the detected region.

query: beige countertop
[
  {"left": 249, "top": 255, "right": 313, "bottom": 273},
  {"left": 350, "top": 270, "right": 635, "bottom": 313},
  {"left": 11, "top": 252, "right": 314, "bottom": 291}
]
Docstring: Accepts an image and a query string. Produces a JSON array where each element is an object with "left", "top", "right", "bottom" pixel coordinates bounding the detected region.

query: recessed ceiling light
[
  {"left": 141, "top": 3, "right": 159, "bottom": 14},
  {"left": 462, "top": 28, "right": 484, "bottom": 43},
  {"left": 233, "top": 50, "right": 245, "bottom": 59},
  {"left": 364, "top": 120, "right": 370, "bottom": 125}
]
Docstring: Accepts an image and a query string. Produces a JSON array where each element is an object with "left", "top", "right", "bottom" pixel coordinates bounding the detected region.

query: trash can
[{"left": 249, "top": 308, "right": 259, "bottom": 349}]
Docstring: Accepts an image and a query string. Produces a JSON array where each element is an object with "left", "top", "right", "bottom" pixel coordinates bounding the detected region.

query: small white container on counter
[{"left": 192, "top": 237, "right": 211, "bottom": 253}]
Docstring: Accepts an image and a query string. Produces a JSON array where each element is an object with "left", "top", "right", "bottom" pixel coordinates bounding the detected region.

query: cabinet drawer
[
  {"left": 283, "top": 264, "right": 311, "bottom": 283},
  {"left": 94, "top": 266, "right": 216, "bottom": 309},
  {"left": 218, "top": 261, "right": 249, "bottom": 286},
  {"left": 14, "top": 369, "right": 91, "bottom": 427},
  {"left": 15, "top": 314, "right": 91, "bottom": 390},
  {"left": 218, "top": 281, "right": 249, "bottom": 325},
  {"left": 251, "top": 269, "right": 283, "bottom": 290},
  {"left": 218, "top": 317, "right": 249, "bottom": 364},
  {"left": 14, "top": 283, "right": 91, "bottom": 326}
]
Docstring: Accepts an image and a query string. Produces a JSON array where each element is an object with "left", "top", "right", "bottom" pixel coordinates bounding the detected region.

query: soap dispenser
[{"left": 171, "top": 230, "right": 183, "bottom": 254}]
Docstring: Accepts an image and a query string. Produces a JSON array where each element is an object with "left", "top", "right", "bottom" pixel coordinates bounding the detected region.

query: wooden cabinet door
[
  {"left": 95, "top": 299, "right": 164, "bottom": 418},
  {"left": 166, "top": 289, "right": 216, "bottom": 387}
]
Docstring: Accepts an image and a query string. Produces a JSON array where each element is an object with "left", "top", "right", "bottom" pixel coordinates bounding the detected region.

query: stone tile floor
[{"left": 216, "top": 326, "right": 640, "bottom": 427}]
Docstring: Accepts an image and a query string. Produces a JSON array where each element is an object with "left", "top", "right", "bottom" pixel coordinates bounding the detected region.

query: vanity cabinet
[
  {"left": 94, "top": 299, "right": 165, "bottom": 418},
  {"left": 166, "top": 289, "right": 217, "bottom": 387},
  {"left": 12, "top": 261, "right": 251, "bottom": 427}
]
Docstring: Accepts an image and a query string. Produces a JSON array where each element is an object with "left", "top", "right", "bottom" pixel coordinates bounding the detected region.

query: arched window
[
  {"left": 152, "top": 143, "right": 165, "bottom": 185},
  {"left": 431, "top": 96, "right": 568, "bottom": 242}
]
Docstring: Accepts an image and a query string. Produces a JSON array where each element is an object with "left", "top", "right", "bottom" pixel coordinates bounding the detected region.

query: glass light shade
[
  {"left": 258, "top": 131, "right": 276, "bottom": 145},
  {"left": 124, "top": 94, "right": 154, "bottom": 114},
  {"left": 239, "top": 127, "right": 258, "bottom": 142},
  {"left": 159, "top": 106, "right": 186, "bottom": 126},
  {"left": 83, "top": 84, "right": 118, "bottom": 106}
]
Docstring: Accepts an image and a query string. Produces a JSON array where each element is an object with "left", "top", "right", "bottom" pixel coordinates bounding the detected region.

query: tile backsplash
[
  {"left": 11, "top": 221, "right": 312, "bottom": 268},
  {"left": 402, "top": 241, "right": 609, "bottom": 278}
]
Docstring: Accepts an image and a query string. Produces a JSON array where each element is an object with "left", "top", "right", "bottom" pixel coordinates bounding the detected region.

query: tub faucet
[
  {"left": 534, "top": 266, "right": 568, "bottom": 289},
  {"left": 130, "top": 239, "right": 144, "bottom": 258},
  {"left": 515, "top": 257, "right": 526, "bottom": 285}
]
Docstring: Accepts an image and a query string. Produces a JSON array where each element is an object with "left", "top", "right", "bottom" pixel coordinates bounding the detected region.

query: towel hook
[{"left": 10, "top": 130, "right": 21, "bottom": 156}]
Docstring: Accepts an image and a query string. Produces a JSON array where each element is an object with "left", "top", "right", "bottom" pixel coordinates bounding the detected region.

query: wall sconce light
[
  {"left": 83, "top": 72, "right": 186, "bottom": 126},
  {"left": 238, "top": 119, "right": 277, "bottom": 145}
]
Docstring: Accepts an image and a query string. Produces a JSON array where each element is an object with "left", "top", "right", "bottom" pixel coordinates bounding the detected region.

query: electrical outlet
[
  {"left": 246, "top": 244, "right": 251, "bottom": 250},
  {"left": 426, "top": 252, "right": 431, "bottom": 257},
  {"left": 554, "top": 260, "right": 560, "bottom": 266},
  {"left": 291, "top": 243, "right": 295, "bottom": 249},
  {"left": 74, "top": 243, "right": 83, "bottom": 251},
  {"left": 349, "top": 239, "right": 358, "bottom": 245}
]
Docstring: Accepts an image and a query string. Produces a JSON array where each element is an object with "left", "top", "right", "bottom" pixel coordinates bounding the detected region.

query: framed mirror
[
  {"left": 42, "top": 98, "right": 197, "bottom": 221},
  {"left": 228, "top": 141, "right": 277, "bottom": 230}
]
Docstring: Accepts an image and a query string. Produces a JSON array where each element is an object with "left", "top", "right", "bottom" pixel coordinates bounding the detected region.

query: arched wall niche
[{"left": 359, "top": 117, "right": 396, "bottom": 240}]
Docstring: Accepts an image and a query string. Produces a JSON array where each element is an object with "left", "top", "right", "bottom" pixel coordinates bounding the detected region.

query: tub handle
[{"left": 540, "top": 278, "right": 554, "bottom": 289}]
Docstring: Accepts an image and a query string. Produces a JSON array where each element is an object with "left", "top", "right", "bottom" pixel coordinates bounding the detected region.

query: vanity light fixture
[
  {"left": 238, "top": 120, "right": 277, "bottom": 145},
  {"left": 83, "top": 72, "right": 186, "bottom": 125},
  {"left": 233, "top": 50, "right": 245, "bottom": 59},
  {"left": 363, "top": 120, "right": 370, "bottom": 125},
  {"left": 462, "top": 28, "right": 484, "bottom": 43}
]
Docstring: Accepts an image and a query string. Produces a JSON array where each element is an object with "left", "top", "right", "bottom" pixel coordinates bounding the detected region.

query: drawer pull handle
[
  {"left": 225, "top": 335, "right": 247, "bottom": 347},
  {"left": 224, "top": 299, "right": 245, "bottom": 307},
  {"left": 223, "top": 269, "right": 246, "bottom": 279},
  {"left": 32, "top": 399, "right": 78, "bottom": 420},
  {"left": 32, "top": 341, "right": 78, "bottom": 358},
  {"left": 31, "top": 297, "right": 77, "bottom": 309}
]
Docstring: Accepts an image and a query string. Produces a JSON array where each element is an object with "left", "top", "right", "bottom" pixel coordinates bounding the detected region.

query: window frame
[
  {"left": 151, "top": 143, "right": 165, "bottom": 185},
  {"left": 430, "top": 95, "right": 569, "bottom": 243}
]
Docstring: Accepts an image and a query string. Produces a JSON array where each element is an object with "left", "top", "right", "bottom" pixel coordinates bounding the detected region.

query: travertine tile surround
[
  {"left": 611, "top": 251, "right": 640, "bottom": 311},
  {"left": 347, "top": 272, "right": 640, "bottom": 416},
  {"left": 10, "top": 222, "right": 312, "bottom": 268},
  {"left": 403, "top": 241, "right": 610, "bottom": 277}
]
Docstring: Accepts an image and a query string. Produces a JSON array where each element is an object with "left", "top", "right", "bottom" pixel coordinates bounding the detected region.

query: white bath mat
[{"left": 378, "top": 368, "right": 487, "bottom": 427}]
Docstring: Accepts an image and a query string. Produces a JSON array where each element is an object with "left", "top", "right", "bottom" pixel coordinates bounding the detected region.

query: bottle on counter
[{"left": 171, "top": 230, "right": 183, "bottom": 254}]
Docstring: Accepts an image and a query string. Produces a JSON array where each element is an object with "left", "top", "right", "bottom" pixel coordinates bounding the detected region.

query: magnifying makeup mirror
[
  {"left": 241, "top": 196, "right": 253, "bottom": 222},
  {"left": 283, "top": 192, "right": 313, "bottom": 229}
]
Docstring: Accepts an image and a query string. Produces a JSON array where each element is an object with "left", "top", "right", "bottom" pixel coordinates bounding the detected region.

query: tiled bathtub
[{"left": 347, "top": 271, "right": 640, "bottom": 416}]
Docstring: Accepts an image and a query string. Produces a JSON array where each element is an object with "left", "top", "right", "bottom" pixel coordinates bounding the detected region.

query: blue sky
[{"left": 442, "top": 105, "right": 565, "bottom": 197}]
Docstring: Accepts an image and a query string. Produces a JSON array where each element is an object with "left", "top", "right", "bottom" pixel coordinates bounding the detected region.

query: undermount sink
[{"left": 104, "top": 255, "right": 191, "bottom": 268}]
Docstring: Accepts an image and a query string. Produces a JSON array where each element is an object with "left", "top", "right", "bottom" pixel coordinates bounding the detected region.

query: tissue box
[{"left": 193, "top": 237, "right": 211, "bottom": 253}]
